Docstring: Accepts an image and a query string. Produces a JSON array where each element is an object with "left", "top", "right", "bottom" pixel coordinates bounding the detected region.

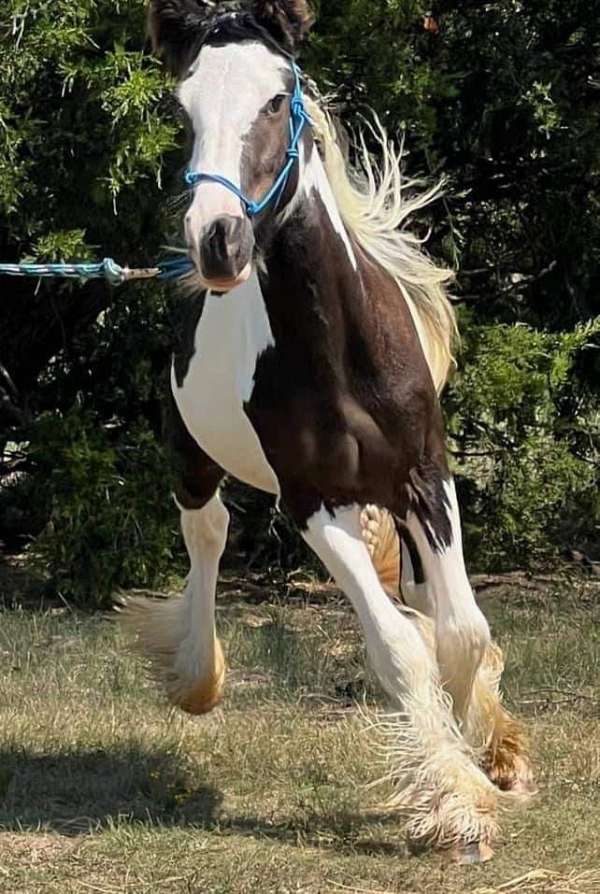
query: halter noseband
[{"left": 184, "top": 61, "right": 311, "bottom": 218}]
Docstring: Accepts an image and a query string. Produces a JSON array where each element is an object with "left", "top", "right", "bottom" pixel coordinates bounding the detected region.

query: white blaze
[{"left": 178, "top": 42, "right": 289, "bottom": 230}]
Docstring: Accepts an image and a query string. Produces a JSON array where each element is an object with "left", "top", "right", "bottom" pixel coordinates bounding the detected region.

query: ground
[{"left": 0, "top": 569, "right": 599, "bottom": 893}]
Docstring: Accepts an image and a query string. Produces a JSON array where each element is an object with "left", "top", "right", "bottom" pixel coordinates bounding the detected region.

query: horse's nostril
[
  {"left": 200, "top": 215, "right": 252, "bottom": 281},
  {"left": 205, "top": 217, "right": 241, "bottom": 253},
  {"left": 206, "top": 219, "right": 228, "bottom": 257},
  {"left": 212, "top": 218, "right": 242, "bottom": 248},
  {"left": 184, "top": 213, "right": 194, "bottom": 245}
]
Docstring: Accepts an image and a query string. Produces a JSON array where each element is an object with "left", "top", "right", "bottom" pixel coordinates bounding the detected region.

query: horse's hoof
[
  {"left": 512, "top": 756, "right": 538, "bottom": 796},
  {"left": 177, "top": 677, "right": 225, "bottom": 715},
  {"left": 451, "top": 841, "right": 494, "bottom": 864},
  {"left": 490, "top": 754, "right": 538, "bottom": 799},
  {"left": 511, "top": 778, "right": 538, "bottom": 797},
  {"left": 171, "top": 639, "right": 226, "bottom": 716}
]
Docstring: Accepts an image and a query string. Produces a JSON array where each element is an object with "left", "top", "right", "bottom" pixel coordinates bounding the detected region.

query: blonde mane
[{"left": 305, "top": 97, "right": 457, "bottom": 393}]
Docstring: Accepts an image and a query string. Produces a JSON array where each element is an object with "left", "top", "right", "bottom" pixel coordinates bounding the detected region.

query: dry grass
[{"left": 0, "top": 574, "right": 599, "bottom": 893}]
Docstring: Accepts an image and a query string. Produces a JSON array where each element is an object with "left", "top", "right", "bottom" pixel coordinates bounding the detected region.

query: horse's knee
[
  {"left": 464, "top": 606, "right": 491, "bottom": 663},
  {"left": 440, "top": 599, "right": 490, "bottom": 662},
  {"left": 182, "top": 495, "right": 230, "bottom": 558}
]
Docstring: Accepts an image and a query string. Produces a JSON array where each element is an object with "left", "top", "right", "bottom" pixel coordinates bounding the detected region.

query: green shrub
[
  {"left": 446, "top": 319, "right": 600, "bottom": 568},
  {"left": 28, "top": 410, "right": 179, "bottom": 608}
]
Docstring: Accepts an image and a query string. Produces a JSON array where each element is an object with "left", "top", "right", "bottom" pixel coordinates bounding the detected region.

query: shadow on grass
[
  {"left": 0, "top": 554, "right": 48, "bottom": 610},
  {"left": 0, "top": 743, "right": 405, "bottom": 856},
  {"left": 217, "top": 814, "right": 406, "bottom": 857},
  {"left": 0, "top": 744, "right": 223, "bottom": 835}
]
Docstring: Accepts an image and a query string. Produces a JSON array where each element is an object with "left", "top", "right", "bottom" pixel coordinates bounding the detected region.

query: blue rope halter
[{"left": 184, "top": 62, "right": 311, "bottom": 218}]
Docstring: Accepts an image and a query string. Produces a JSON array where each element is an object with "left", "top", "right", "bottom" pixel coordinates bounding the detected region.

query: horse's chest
[{"left": 172, "top": 276, "right": 280, "bottom": 494}]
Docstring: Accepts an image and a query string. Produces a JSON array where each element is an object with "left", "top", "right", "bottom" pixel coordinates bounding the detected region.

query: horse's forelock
[
  {"left": 148, "top": 1, "right": 208, "bottom": 75},
  {"left": 148, "top": 1, "right": 314, "bottom": 76},
  {"left": 252, "top": 1, "right": 315, "bottom": 51}
]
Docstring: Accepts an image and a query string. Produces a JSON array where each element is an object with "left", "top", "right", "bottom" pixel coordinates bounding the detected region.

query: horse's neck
[{"left": 259, "top": 147, "right": 364, "bottom": 349}]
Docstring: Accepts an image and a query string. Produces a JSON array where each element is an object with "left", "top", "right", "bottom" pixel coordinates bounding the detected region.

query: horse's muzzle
[{"left": 194, "top": 214, "right": 254, "bottom": 290}]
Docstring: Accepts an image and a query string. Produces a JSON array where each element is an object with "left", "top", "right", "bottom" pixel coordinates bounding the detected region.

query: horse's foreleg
[
  {"left": 293, "top": 499, "right": 502, "bottom": 857},
  {"left": 121, "top": 399, "right": 228, "bottom": 714},
  {"left": 122, "top": 492, "right": 229, "bottom": 714}
]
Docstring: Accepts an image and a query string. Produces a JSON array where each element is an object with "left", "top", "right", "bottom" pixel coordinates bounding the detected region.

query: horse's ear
[
  {"left": 148, "top": 0, "right": 215, "bottom": 75},
  {"left": 252, "top": 1, "right": 315, "bottom": 52}
]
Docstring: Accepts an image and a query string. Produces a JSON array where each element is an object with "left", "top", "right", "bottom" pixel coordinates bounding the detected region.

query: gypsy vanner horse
[{"left": 124, "top": 0, "right": 535, "bottom": 862}]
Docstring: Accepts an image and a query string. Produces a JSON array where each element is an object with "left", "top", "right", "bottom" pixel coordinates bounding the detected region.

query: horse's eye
[{"left": 265, "top": 94, "right": 286, "bottom": 116}]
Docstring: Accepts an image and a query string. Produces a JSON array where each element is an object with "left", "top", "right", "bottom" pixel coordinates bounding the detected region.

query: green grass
[{"left": 0, "top": 575, "right": 599, "bottom": 893}]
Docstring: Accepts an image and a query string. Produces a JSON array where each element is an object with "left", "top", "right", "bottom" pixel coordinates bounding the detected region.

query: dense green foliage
[
  {"left": 0, "top": 0, "right": 598, "bottom": 603},
  {"left": 0, "top": 1, "right": 184, "bottom": 601},
  {"left": 447, "top": 322, "right": 599, "bottom": 566}
]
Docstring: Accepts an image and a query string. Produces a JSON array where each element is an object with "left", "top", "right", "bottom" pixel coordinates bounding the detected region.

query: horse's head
[{"left": 149, "top": 0, "right": 315, "bottom": 291}]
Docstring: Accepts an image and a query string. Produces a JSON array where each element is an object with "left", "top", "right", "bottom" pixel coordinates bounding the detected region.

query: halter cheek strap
[{"left": 184, "top": 62, "right": 311, "bottom": 218}]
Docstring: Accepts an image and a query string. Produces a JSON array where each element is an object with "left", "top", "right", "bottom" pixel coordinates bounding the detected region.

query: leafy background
[{"left": 0, "top": 0, "right": 598, "bottom": 605}]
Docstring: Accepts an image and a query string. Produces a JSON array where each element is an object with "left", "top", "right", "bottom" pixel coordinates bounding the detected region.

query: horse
[{"left": 123, "top": 0, "right": 535, "bottom": 862}]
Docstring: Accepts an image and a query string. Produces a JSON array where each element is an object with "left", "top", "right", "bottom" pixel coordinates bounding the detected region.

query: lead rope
[{"left": 0, "top": 255, "right": 194, "bottom": 286}]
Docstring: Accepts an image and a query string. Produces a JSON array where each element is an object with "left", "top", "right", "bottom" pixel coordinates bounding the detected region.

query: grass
[{"left": 0, "top": 572, "right": 599, "bottom": 893}]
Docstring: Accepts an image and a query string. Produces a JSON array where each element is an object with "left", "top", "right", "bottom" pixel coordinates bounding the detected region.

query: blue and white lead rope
[{"left": 0, "top": 256, "right": 194, "bottom": 286}]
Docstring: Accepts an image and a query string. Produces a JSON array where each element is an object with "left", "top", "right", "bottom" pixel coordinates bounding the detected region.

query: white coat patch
[
  {"left": 302, "top": 147, "right": 358, "bottom": 270},
  {"left": 172, "top": 272, "right": 280, "bottom": 495}
]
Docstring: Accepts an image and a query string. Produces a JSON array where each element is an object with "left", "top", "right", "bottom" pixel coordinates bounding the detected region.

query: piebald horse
[{"left": 125, "top": 0, "right": 534, "bottom": 861}]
